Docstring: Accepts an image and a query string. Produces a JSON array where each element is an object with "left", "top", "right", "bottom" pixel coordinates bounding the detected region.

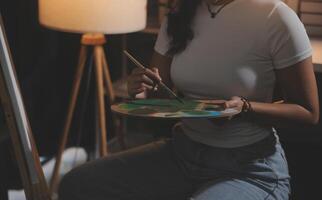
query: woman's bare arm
[{"left": 226, "top": 57, "right": 319, "bottom": 125}]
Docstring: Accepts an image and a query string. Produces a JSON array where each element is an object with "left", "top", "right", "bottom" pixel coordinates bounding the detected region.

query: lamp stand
[{"left": 50, "top": 33, "right": 115, "bottom": 194}]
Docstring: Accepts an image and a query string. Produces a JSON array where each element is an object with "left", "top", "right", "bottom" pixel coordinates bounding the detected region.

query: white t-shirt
[{"left": 154, "top": 0, "right": 312, "bottom": 147}]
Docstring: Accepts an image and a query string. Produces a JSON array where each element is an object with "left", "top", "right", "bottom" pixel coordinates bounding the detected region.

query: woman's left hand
[
  {"left": 224, "top": 96, "right": 244, "bottom": 113},
  {"left": 206, "top": 97, "right": 244, "bottom": 125}
]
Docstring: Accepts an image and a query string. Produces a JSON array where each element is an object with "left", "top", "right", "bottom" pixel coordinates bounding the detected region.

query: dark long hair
[{"left": 167, "top": 0, "right": 202, "bottom": 56}]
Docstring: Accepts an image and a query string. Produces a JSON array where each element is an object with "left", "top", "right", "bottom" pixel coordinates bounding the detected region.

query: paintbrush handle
[
  {"left": 123, "top": 51, "right": 146, "bottom": 70},
  {"left": 158, "top": 82, "right": 184, "bottom": 103},
  {"left": 124, "top": 50, "right": 184, "bottom": 103},
  {"left": 124, "top": 50, "right": 161, "bottom": 83}
]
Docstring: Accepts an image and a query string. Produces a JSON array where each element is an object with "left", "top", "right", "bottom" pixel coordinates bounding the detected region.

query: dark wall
[
  {"left": 277, "top": 72, "right": 322, "bottom": 200},
  {"left": 0, "top": 0, "right": 126, "bottom": 156},
  {"left": 0, "top": 0, "right": 159, "bottom": 192}
]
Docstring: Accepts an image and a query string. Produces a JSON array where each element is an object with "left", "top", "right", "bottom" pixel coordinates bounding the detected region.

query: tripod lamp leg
[
  {"left": 50, "top": 45, "right": 88, "bottom": 194},
  {"left": 94, "top": 46, "right": 108, "bottom": 157},
  {"left": 99, "top": 46, "right": 115, "bottom": 103}
]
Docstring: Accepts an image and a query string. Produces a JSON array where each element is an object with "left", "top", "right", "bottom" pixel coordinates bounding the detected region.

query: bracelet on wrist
[{"left": 240, "top": 96, "right": 252, "bottom": 113}]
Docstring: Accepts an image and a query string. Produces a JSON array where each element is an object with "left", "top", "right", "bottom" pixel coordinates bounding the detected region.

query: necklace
[{"left": 206, "top": 0, "right": 233, "bottom": 19}]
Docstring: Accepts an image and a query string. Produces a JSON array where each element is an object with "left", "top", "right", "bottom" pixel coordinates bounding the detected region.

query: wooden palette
[{"left": 111, "top": 99, "right": 240, "bottom": 119}]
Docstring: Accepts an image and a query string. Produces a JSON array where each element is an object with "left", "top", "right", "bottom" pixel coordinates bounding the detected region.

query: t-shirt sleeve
[
  {"left": 266, "top": 2, "right": 312, "bottom": 69},
  {"left": 154, "top": 17, "right": 171, "bottom": 56}
]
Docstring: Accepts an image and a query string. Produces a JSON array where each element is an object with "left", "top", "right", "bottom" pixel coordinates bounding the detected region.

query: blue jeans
[{"left": 59, "top": 131, "right": 290, "bottom": 200}]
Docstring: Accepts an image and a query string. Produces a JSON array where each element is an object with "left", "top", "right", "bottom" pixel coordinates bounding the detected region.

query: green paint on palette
[
  {"left": 134, "top": 99, "right": 184, "bottom": 106},
  {"left": 155, "top": 106, "right": 181, "bottom": 112},
  {"left": 119, "top": 103, "right": 141, "bottom": 110},
  {"left": 120, "top": 104, "right": 181, "bottom": 112},
  {"left": 132, "top": 99, "right": 199, "bottom": 109},
  {"left": 128, "top": 108, "right": 157, "bottom": 115}
]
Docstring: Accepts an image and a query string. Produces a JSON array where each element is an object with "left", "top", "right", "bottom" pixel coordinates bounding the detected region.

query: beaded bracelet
[{"left": 240, "top": 96, "right": 252, "bottom": 113}]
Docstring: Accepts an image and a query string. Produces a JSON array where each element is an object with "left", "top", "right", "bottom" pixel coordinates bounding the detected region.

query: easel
[{"left": 0, "top": 14, "right": 51, "bottom": 200}]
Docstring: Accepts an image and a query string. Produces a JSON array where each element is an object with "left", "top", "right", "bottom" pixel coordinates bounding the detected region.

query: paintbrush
[{"left": 123, "top": 50, "right": 184, "bottom": 104}]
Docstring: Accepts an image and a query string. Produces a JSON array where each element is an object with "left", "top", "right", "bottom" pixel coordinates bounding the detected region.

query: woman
[{"left": 59, "top": 0, "right": 319, "bottom": 199}]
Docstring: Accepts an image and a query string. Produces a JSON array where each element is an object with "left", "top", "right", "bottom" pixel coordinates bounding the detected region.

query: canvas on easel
[{"left": 0, "top": 14, "right": 51, "bottom": 200}]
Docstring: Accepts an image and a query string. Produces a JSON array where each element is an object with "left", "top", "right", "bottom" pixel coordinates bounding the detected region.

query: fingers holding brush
[
  {"left": 151, "top": 68, "right": 161, "bottom": 91},
  {"left": 127, "top": 67, "right": 162, "bottom": 97},
  {"left": 143, "top": 67, "right": 162, "bottom": 83}
]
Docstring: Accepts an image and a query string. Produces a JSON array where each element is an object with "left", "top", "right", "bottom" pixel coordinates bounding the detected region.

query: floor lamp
[{"left": 38, "top": 0, "right": 147, "bottom": 194}]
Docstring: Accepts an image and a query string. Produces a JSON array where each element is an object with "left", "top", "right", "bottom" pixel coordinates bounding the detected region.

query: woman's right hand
[{"left": 127, "top": 67, "right": 162, "bottom": 98}]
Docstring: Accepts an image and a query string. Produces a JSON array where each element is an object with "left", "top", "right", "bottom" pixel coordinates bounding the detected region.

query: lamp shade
[{"left": 39, "top": 0, "right": 147, "bottom": 34}]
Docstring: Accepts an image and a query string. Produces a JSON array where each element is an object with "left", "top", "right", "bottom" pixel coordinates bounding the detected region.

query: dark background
[
  {"left": 0, "top": 0, "right": 160, "bottom": 197},
  {"left": 0, "top": 0, "right": 321, "bottom": 199}
]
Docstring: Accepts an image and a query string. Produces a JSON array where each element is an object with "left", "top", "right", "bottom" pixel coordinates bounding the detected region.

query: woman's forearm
[
  {"left": 248, "top": 58, "right": 319, "bottom": 126},
  {"left": 250, "top": 101, "right": 319, "bottom": 125}
]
